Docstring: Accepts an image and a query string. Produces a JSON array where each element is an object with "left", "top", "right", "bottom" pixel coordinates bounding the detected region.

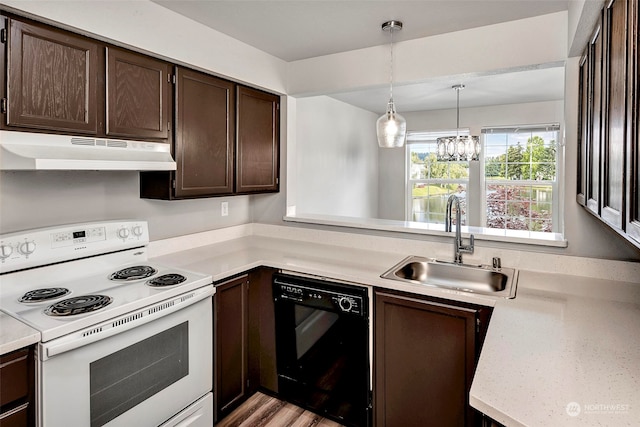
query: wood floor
[{"left": 216, "top": 392, "right": 345, "bottom": 427}]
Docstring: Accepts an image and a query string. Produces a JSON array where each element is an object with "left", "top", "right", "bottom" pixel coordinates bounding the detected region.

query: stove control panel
[{"left": 0, "top": 220, "right": 149, "bottom": 273}]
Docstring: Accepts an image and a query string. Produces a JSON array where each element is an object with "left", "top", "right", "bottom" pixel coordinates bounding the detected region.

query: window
[
  {"left": 407, "top": 124, "right": 560, "bottom": 234},
  {"left": 407, "top": 131, "right": 469, "bottom": 224},
  {"left": 483, "top": 125, "right": 559, "bottom": 233}
]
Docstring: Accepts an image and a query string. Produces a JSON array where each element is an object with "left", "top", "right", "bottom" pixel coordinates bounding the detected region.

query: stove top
[{"left": 0, "top": 221, "right": 212, "bottom": 342}]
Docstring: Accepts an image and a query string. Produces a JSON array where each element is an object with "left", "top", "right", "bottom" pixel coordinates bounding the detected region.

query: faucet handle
[{"left": 460, "top": 234, "right": 475, "bottom": 254}]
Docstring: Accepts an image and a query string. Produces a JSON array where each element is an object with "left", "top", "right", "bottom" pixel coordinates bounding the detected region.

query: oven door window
[{"left": 89, "top": 322, "right": 189, "bottom": 427}]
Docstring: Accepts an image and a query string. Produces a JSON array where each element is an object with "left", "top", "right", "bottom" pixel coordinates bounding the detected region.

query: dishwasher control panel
[{"left": 273, "top": 275, "right": 367, "bottom": 316}]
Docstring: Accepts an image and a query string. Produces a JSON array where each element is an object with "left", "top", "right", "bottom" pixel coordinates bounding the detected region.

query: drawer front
[
  {"left": 0, "top": 349, "right": 29, "bottom": 408},
  {"left": 0, "top": 403, "right": 28, "bottom": 427}
]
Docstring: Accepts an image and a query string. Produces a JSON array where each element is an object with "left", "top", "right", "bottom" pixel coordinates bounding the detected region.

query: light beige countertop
[
  {"left": 149, "top": 224, "right": 640, "bottom": 427},
  {"left": 150, "top": 234, "right": 503, "bottom": 307},
  {"left": 2, "top": 223, "right": 639, "bottom": 426},
  {"left": 471, "top": 271, "right": 640, "bottom": 426},
  {"left": 0, "top": 312, "right": 40, "bottom": 355}
]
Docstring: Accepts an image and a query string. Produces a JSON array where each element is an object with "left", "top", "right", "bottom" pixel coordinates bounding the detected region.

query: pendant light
[
  {"left": 377, "top": 20, "right": 407, "bottom": 148},
  {"left": 436, "top": 84, "right": 481, "bottom": 161}
]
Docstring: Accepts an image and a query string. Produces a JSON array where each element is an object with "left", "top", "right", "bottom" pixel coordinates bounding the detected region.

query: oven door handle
[{"left": 41, "top": 285, "right": 214, "bottom": 360}]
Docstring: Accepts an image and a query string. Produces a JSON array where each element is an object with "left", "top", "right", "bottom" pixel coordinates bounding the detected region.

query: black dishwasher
[{"left": 273, "top": 273, "right": 370, "bottom": 427}]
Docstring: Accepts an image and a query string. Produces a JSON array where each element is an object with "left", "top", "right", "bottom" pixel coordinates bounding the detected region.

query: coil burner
[
  {"left": 147, "top": 274, "right": 187, "bottom": 287},
  {"left": 109, "top": 265, "right": 157, "bottom": 281},
  {"left": 44, "top": 295, "right": 113, "bottom": 316},
  {"left": 19, "top": 288, "right": 70, "bottom": 303}
]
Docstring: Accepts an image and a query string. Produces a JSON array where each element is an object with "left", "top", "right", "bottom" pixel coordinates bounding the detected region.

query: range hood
[{"left": 0, "top": 130, "right": 177, "bottom": 171}]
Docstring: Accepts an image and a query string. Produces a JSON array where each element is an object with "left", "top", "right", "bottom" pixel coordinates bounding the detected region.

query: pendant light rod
[
  {"left": 452, "top": 84, "right": 465, "bottom": 134},
  {"left": 382, "top": 20, "right": 402, "bottom": 102}
]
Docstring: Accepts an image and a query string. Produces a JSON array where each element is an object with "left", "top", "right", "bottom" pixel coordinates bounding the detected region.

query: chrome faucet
[{"left": 445, "top": 195, "right": 474, "bottom": 264}]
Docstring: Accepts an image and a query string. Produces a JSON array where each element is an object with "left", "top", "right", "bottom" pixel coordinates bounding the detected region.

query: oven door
[{"left": 37, "top": 287, "right": 213, "bottom": 427}]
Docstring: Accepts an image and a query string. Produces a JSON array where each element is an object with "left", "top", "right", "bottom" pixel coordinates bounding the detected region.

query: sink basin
[{"left": 380, "top": 256, "right": 517, "bottom": 298}]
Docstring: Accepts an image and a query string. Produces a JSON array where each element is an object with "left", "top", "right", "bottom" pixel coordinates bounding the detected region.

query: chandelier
[{"left": 436, "top": 84, "right": 481, "bottom": 161}]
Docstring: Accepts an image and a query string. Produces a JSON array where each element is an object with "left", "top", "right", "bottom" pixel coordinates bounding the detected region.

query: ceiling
[
  {"left": 152, "top": 0, "right": 569, "bottom": 112},
  {"left": 331, "top": 64, "right": 565, "bottom": 113}
]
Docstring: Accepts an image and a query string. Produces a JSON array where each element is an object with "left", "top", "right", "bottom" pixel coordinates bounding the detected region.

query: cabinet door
[
  {"left": 374, "top": 291, "right": 479, "bottom": 427},
  {"left": 248, "top": 267, "right": 278, "bottom": 394},
  {"left": 577, "top": 50, "right": 590, "bottom": 206},
  {"left": 106, "top": 47, "right": 171, "bottom": 140},
  {"left": 587, "top": 21, "right": 604, "bottom": 215},
  {"left": 214, "top": 275, "right": 249, "bottom": 422},
  {"left": 601, "top": 0, "right": 628, "bottom": 229},
  {"left": 236, "top": 86, "right": 279, "bottom": 193},
  {"left": 0, "top": 347, "right": 34, "bottom": 427},
  {"left": 627, "top": 0, "right": 640, "bottom": 241},
  {"left": 174, "top": 67, "right": 235, "bottom": 197},
  {"left": 6, "top": 18, "right": 100, "bottom": 134}
]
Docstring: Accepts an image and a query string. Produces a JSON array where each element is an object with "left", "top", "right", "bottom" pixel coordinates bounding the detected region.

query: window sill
[{"left": 283, "top": 213, "right": 568, "bottom": 248}]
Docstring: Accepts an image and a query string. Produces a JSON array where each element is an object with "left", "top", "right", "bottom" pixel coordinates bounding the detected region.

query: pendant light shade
[
  {"left": 377, "top": 20, "right": 406, "bottom": 148},
  {"left": 436, "top": 84, "right": 481, "bottom": 161},
  {"left": 377, "top": 99, "right": 407, "bottom": 148}
]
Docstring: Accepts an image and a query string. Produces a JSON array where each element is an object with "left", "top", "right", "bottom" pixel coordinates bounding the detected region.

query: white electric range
[{"left": 0, "top": 220, "right": 215, "bottom": 427}]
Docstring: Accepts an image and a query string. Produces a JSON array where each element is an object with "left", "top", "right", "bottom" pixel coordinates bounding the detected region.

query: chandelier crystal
[
  {"left": 377, "top": 20, "right": 406, "bottom": 148},
  {"left": 436, "top": 84, "right": 481, "bottom": 161}
]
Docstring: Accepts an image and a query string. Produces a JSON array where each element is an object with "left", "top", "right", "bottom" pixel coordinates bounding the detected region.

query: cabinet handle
[{"left": 0, "top": 403, "right": 29, "bottom": 420}]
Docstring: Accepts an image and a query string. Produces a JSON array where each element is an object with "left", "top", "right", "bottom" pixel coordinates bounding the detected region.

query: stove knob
[
  {"left": 18, "top": 241, "right": 36, "bottom": 256},
  {"left": 338, "top": 297, "right": 353, "bottom": 312},
  {"left": 0, "top": 244, "right": 13, "bottom": 259},
  {"left": 117, "top": 227, "right": 131, "bottom": 239},
  {"left": 132, "top": 225, "right": 144, "bottom": 237}
]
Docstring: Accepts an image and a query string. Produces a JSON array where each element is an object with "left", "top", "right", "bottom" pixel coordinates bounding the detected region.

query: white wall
[
  {"left": 295, "top": 96, "right": 379, "bottom": 218},
  {"left": 0, "top": 171, "right": 250, "bottom": 241},
  {"left": 378, "top": 148, "right": 406, "bottom": 221},
  {"left": 0, "top": 1, "right": 287, "bottom": 240}
]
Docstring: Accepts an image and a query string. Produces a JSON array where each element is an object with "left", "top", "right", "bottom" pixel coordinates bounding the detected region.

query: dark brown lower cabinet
[
  {"left": 214, "top": 268, "right": 277, "bottom": 423},
  {"left": 214, "top": 275, "right": 249, "bottom": 420},
  {"left": 374, "top": 290, "right": 491, "bottom": 427},
  {"left": 0, "top": 346, "right": 34, "bottom": 427}
]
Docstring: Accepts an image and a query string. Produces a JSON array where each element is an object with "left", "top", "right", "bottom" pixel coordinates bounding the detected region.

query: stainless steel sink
[{"left": 380, "top": 256, "right": 517, "bottom": 298}]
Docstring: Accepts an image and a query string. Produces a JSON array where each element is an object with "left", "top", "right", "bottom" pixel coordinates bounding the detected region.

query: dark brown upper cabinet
[
  {"left": 236, "top": 86, "right": 280, "bottom": 194},
  {"left": 626, "top": 0, "right": 640, "bottom": 242},
  {"left": 577, "top": 50, "right": 589, "bottom": 207},
  {"left": 601, "top": 0, "right": 628, "bottom": 230},
  {"left": 578, "top": 0, "right": 640, "bottom": 250},
  {"left": 174, "top": 67, "right": 235, "bottom": 198},
  {"left": 4, "top": 17, "right": 101, "bottom": 134},
  {"left": 140, "top": 77, "right": 280, "bottom": 199},
  {"left": 587, "top": 20, "right": 603, "bottom": 216},
  {"left": 2, "top": 14, "right": 172, "bottom": 144},
  {"left": 139, "top": 67, "right": 236, "bottom": 199},
  {"left": 106, "top": 47, "right": 172, "bottom": 140}
]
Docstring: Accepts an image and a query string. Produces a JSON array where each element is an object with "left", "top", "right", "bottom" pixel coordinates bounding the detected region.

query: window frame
[
  {"left": 405, "top": 124, "right": 563, "bottom": 237},
  {"left": 405, "top": 130, "right": 471, "bottom": 224}
]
